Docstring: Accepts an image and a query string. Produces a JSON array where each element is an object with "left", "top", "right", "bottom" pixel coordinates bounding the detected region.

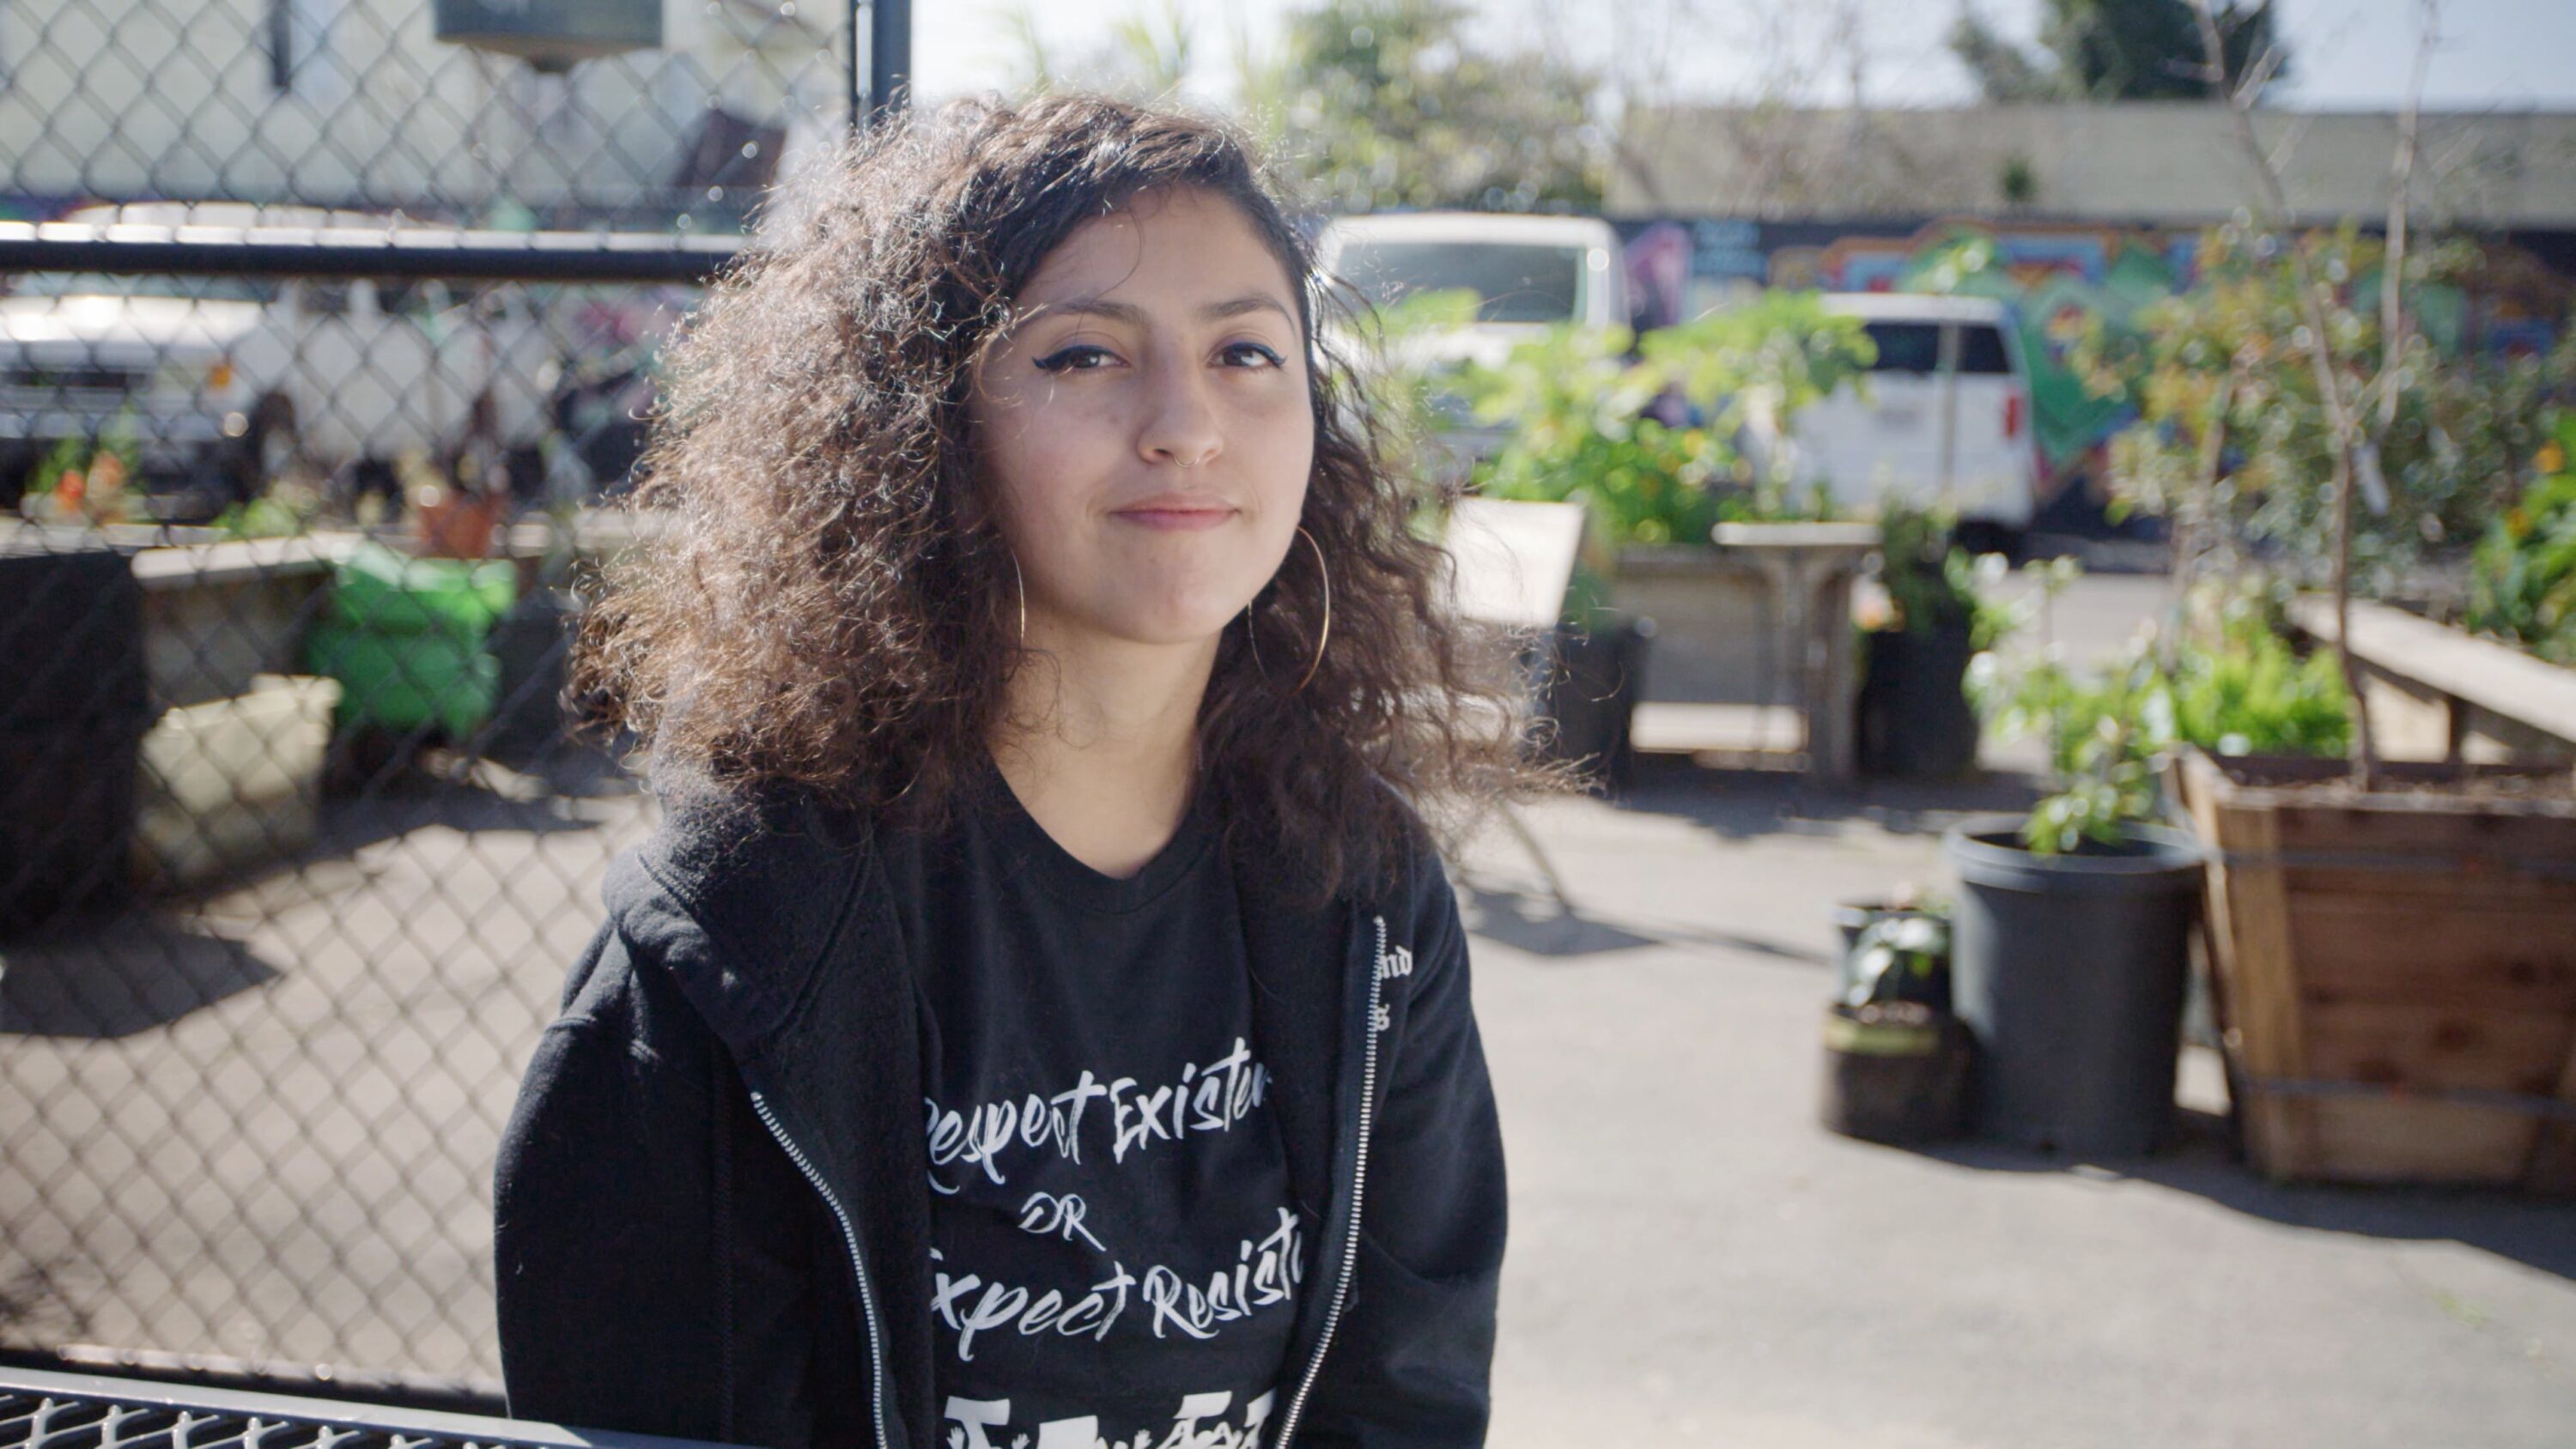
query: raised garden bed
[{"left": 2175, "top": 749, "right": 2576, "bottom": 1192}]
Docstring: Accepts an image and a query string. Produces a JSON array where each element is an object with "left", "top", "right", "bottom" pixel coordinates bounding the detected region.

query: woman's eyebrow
[
  {"left": 1036, "top": 294, "right": 1294, "bottom": 325},
  {"left": 1200, "top": 294, "right": 1295, "bottom": 324}
]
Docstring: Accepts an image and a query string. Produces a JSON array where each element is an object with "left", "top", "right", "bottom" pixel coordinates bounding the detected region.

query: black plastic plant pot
[
  {"left": 0, "top": 707, "right": 151, "bottom": 937},
  {"left": 1538, "top": 613, "right": 1654, "bottom": 791},
  {"left": 1856, "top": 620, "right": 1978, "bottom": 779},
  {"left": 483, "top": 587, "right": 580, "bottom": 763},
  {"left": 1942, "top": 817, "right": 2203, "bottom": 1158},
  {"left": 1819, "top": 1001, "right": 1973, "bottom": 1145}
]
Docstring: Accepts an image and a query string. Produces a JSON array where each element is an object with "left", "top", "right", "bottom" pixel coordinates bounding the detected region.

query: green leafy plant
[
  {"left": 1844, "top": 909, "right": 1951, "bottom": 1009},
  {"left": 2165, "top": 591, "right": 2354, "bottom": 756},
  {"left": 1874, "top": 501, "right": 2014, "bottom": 649},
  {"left": 1452, "top": 292, "right": 1874, "bottom": 547},
  {"left": 210, "top": 493, "right": 314, "bottom": 540},
  {"left": 1977, "top": 568, "right": 2350, "bottom": 853},
  {"left": 2468, "top": 413, "right": 2576, "bottom": 665},
  {"left": 24, "top": 408, "right": 143, "bottom": 499}
]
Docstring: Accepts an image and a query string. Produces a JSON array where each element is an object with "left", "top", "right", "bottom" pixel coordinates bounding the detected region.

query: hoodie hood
[{"left": 602, "top": 759, "right": 880, "bottom": 1064}]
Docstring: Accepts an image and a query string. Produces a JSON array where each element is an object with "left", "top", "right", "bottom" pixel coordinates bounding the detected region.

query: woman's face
[{"left": 969, "top": 185, "right": 1315, "bottom": 657}]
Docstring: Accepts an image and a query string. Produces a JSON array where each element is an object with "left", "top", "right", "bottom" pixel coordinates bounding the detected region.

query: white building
[
  {"left": 0, "top": 0, "right": 852, "bottom": 224},
  {"left": 1612, "top": 102, "right": 2576, "bottom": 230}
]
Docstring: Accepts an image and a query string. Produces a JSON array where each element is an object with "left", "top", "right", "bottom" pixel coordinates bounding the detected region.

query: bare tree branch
[
  {"left": 2190, "top": 0, "right": 2399, "bottom": 786},
  {"left": 2376, "top": 0, "right": 2439, "bottom": 436},
  {"left": 2234, "top": 40, "right": 2287, "bottom": 106}
]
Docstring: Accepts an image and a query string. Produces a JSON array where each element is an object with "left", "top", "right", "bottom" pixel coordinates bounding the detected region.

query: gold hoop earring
[
  {"left": 1244, "top": 526, "right": 1330, "bottom": 692},
  {"left": 1294, "top": 525, "right": 1330, "bottom": 692},
  {"left": 1007, "top": 550, "right": 1026, "bottom": 647}
]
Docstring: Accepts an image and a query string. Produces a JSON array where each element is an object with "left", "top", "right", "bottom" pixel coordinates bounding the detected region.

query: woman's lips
[{"left": 1112, "top": 500, "right": 1237, "bottom": 531}]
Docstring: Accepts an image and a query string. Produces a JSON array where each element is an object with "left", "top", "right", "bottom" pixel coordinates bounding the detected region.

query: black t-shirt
[{"left": 897, "top": 762, "right": 1307, "bottom": 1449}]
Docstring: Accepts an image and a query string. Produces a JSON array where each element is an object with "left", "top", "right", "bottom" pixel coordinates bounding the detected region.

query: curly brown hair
[{"left": 570, "top": 92, "right": 1542, "bottom": 898}]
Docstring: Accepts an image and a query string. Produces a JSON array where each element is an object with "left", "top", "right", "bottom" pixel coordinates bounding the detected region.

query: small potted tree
[
  {"left": 1856, "top": 502, "right": 2011, "bottom": 778},
  {"left": 1948, "top": 570, "right": 2205, "bottom": 1156},
  {"left": 1820, "top": 900, "right": 1974, "bottom": 1147}
]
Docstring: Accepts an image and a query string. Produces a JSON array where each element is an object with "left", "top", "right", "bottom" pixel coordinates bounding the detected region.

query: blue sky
[{"left": 912, "top": 0, "right": 2576, "bottom": 112}]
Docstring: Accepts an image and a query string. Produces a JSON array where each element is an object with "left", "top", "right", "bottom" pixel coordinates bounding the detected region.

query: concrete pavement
[
  {"left": 7, "top": 746, "right": 2572, "bottom": 1445},
  {"left": 1461, "top": 761, "right": 2576, "bottom": 1448}
]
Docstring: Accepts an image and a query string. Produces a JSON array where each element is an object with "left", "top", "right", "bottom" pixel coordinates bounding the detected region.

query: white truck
[
  {"left": 1315, "top": 210, "right": 1629, "bottom": 367},
  {"left": 1314, "top": 211, "right": 1630, "bottom": 470},
  {"left": 1, "top": 202, "right": 558, "bottom": 518},
  {"left": 1741, "top": 292, "right": 2041, "bottom": 555}
]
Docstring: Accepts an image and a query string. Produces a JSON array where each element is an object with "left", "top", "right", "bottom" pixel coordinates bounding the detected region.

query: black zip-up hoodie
[{"left": 492, "top": 771, "right": 1507, "bottom": 1449}]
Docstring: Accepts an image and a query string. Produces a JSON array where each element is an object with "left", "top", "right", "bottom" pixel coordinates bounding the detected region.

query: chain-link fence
[{"left": 2, "top": 0, "right": 872, "bottom": 1399}]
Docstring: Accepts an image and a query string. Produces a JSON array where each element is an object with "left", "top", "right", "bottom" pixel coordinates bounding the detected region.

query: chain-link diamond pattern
[{"left": 3, "top": 0, "right": 860, "bottom": 1391}]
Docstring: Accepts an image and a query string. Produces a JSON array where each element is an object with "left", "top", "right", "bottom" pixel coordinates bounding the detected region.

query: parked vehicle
[
  {"left": 1, "top": 203, "right": 557, "bottom": 518},
  {"left": 1315, "top": 211, "right": 1630, "bottom": 469},
  {"left": 1315, "top": 210, "right": 1629, "bottom": 367},
  {"left": 1740, "top": 293, "right": 2039, "bottom": 554}
]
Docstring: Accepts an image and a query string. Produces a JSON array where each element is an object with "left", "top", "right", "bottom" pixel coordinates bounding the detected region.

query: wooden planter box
[{"left": 2175, "top": 749, "right": 2576, "bottom": 1191}]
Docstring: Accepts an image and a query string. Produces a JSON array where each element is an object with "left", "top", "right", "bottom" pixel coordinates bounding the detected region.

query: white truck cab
[{"left": 1313, "top": 211, "right": 1629, "bottom": 371}]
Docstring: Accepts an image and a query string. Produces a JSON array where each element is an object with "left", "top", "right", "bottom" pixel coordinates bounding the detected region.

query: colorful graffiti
[
  {"left": 1620, "top": 215, "right": 2573, "bottom": 506},
  {"left": 1846, "top": 221, "right": 2190, "bottom": 483},
  {"left": 1620, "top": 216, "right": 2191, "bottom": 491}
]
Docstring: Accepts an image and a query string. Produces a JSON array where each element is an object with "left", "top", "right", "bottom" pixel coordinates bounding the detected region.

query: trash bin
[
  {"left": 0, "top": 545, "right": 151, "bottom": 934},
  {"left": 304, "top": 540, "right": 516, "bottom": 740},
  {"left": 1942, "top": 817, "right": 2203, "bottom": 1157},
  {"left": 482, "top": 585, "right": 580, "bottom": 761}
]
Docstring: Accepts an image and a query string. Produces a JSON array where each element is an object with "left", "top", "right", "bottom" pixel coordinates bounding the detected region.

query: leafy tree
[
  {"left": 997, "top": 0, "right": 1193, "bottom": 100},
  {"left": 1951, "top": 0, "right": 2283, "bottom": 102},
  {"left": 1245, "top": 0, "right": 1604, "bottom": 214}
]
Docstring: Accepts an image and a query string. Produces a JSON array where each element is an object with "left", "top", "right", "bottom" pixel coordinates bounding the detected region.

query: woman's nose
[{"left": 1136, "top": 355, "right": 1223, "bottom": 470}]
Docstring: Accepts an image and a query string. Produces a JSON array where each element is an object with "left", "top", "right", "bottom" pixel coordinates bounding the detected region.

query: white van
[
  {"left": 1741, "top": 293, "right": 2039, "bottom": 551},
  {"left": 1313, "top": 211, "right": 1628, "bottom": 369}
]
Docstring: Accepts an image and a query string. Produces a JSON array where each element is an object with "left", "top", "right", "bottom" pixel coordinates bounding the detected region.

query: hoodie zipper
[
  {"left": 748, "top": 1088, "right": 893, "bottom": 1449},
  {"left": 1272, "top": 912, "right": 1388, "bottom": 1447}
]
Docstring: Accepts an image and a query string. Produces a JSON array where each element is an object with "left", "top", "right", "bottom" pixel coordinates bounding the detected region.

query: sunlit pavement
[{"left": 1460, "top": 761, "right": 2576, "bottom": 1449}]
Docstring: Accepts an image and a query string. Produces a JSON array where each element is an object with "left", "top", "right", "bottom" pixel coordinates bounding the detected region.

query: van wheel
[{"left": 1953, "top": 521, "right": 2022, "bottom": 563}]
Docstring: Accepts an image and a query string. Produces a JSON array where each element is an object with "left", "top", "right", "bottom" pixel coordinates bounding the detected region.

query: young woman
[{"left": 494, "top": 94, "right": 1535, "bottom": 1449}]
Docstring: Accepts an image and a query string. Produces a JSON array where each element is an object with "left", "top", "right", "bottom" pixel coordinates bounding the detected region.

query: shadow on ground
[
  {"left": 1605, "top": 755, "right": 2046, "bottom": 844},
  {"left": 1899, "top": 1108, "right": 2576, "bottom": 1284},
  {"left": 0, "top": 915, "right": 281, "bottom": 1038},
  {"left": 1461, "top": 883, "right": 1834, "bottom": 968}
]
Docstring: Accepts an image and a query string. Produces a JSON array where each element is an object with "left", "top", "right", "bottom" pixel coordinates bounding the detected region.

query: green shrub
[
  {"left": 1452, "top": 291, "right": 1874, "bottom": 547},
  {"left": 1978, "top": 573, "right": 2350, "bottom": 853},
  {"left": 2468, "top": 412, "right": 2576, "bottom": 665}
]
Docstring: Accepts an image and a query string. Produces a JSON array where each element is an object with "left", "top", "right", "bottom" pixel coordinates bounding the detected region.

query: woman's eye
[
  {"left": 1034, "top": 345, "right": 1115, "bottom": 373},
  {"left": 1221, "top": 341, "right": 1286, "bottom": 369}
]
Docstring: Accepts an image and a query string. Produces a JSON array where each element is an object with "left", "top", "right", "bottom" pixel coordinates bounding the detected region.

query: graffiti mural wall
[{"left": 1618, "top": 216, "right": 2573, "bottom": 514}]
